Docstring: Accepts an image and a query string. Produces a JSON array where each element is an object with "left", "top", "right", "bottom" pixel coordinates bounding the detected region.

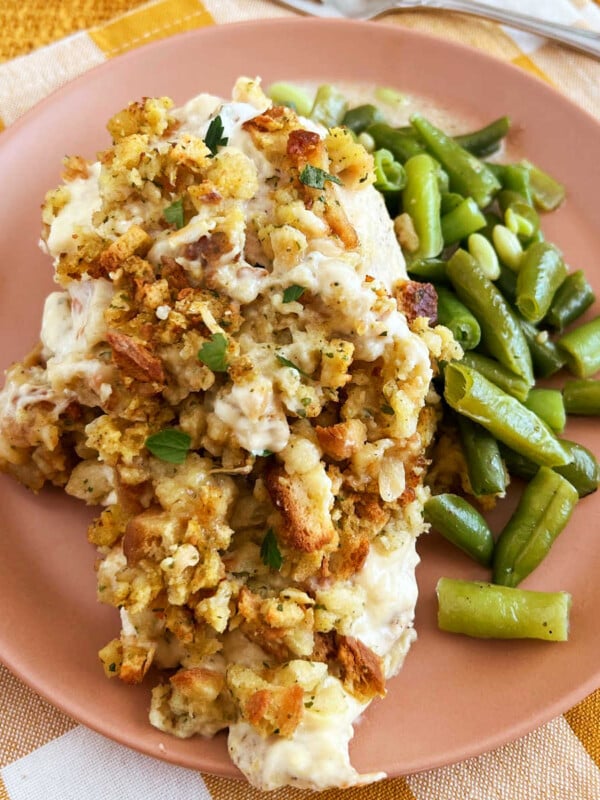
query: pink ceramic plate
[{"left": 0, "top": 18, "right": 599, "bottom": 780}]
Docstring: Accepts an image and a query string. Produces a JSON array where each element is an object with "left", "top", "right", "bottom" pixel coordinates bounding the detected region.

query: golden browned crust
[
  {"left": 106, "top": 331, "right": 165, "bottom": 384},
  {"left": 337, "top": 636, "right": 386, "bottom": 702},
  {"left": 264, "top": 464, "right": 335, "bottom": 553},
  {"left": 315, "top": 419, "right": 366, "bottom": 461}
]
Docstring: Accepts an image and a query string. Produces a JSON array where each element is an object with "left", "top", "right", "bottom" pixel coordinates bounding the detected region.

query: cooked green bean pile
[{"left": 268, "top": 82, "right": 600, "bottom": 643}]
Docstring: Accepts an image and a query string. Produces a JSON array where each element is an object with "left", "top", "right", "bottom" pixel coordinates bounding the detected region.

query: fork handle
[{"left": 396, "top": 0, "right": 600, "bottom": 58}]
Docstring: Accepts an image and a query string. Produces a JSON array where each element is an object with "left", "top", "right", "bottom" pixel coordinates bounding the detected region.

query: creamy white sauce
[
  {"left": 46, "top": 162, "right": 102, "bottom": 258},
  {"left": 228, "top": 676, "right": 385, "bottom": 791}
]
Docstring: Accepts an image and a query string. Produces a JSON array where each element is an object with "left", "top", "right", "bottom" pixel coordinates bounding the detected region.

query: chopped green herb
[
  {"left": 260, "top": 528, "right": 283, "bottom": 571},
  {"left": 145, "top": 429, "right": 191, "bottom": 464},
  {"left": 108, "top": 662, "right": 117, "bottom": 673},
  {"left": 381, "top": 404, "right": 395, "bottom": 415},
  {"left": 276, "top": 354, "right": 309, "bottom": 378},
  {"left": 204, "top": 115, "right": 228, "bottom": 155},
  {"left": 163, "top": 198, "right": 184, "bottom": 229},
  {"left": 198, "top": 333, "right": 229, "bottom": 372},
  {"left": 299, "top": 164, "right": 343, "bottom": 190},
  {"left": 300, "top": 397, "right": 311, "bottom": 407},
  {"left": 282, "top": 284, "right": 306, "bottom": 304},
  {"left": 253, "top": 449, "right": 273, "bottom": 457}
]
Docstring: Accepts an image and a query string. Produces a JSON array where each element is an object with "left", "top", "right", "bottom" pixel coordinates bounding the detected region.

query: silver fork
[{"left": 275, "top": 0, "right": 600, "bottom": 58}]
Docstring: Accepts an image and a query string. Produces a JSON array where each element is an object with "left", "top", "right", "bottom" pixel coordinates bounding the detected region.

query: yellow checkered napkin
[{"left": 0, "top": 1, "right": 599, "bottom": 798}]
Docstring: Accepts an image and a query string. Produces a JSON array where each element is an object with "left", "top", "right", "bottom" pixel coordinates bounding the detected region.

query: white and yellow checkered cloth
[{"left": 0, "top": 1, "right": 599, "bottom": 798}]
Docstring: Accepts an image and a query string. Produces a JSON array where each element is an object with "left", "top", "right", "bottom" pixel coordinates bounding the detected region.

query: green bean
[
  {"left": 493, "top": 467, "right": 578, "bottom": 587},
  {"left": 310, "top": 84, "right": 348, "bottom": 128},
  {"left": 457, "top": 415, "right": 507, "bottom": 496},
  {"left": 545, "top": 270, "right": 596, "bottom": 330},
  {"left": 367, "top": 123, "right": 425, "bottom": 162},
  {"left": 373, "top": 148, "right": 406, "bottom": 193},
  {"left": 440, "top": 191, "right": 464, "bottom": 215},
  {"left": 341, "top": 104, "right": 385, "bottom": 134},
  {"left": 460, "top": 352, "right": 530, "bottom": 402},
  {"left": 424, "top": 493, "right": 494, "bottom": 566},
  {"left": 453, "top": 116, "right": 511, "bottom": 158},
  {"left": 402, "top": 153, "right": 443, "bottom": 260},
  {"left": 406, "top": 257, "right": 448, "bottom": 284},
  {"left": 555, "top": 439, "right": 600, "bottom": 497},
  {"left": 488, "top": 163, "right": 533, "bottom": 204},
  {"left": 444, "top": 363, "right": 570, "bottom": 467},
  {"left": 516, "top": 242, "right": 567, "bottom": 324},
  {"left": 495, "top": 262, "right": 518, "bottom": 304},
  {"left": 467, "top": 232, "right": 500, "bottom": 280},
  {"left": 523, "top": 388, "right": 566, "bottom": 434},
  {"left": 501, "top": 439, "right": 600, "bottom": 498},
  {"left": 436, "top": 577, "right": 571, "bottom": 641},
  {"left": 446, "top": 249, "right": 534, "bottom": 387},
  {"left": 410, "top": 114, "right": 501, "bottom": 208},
  {"left": 267, "top": 82, "right": 312, "bottom": 116},
  {"left": 520, "top": 159, "right": 566, "bottom": 211},
  {"left": 499, "top": 444, "right": 539, "bottom": 482},
  {"left": 563, "top": 378, "right": 600, "bottom": 415},
  {"left": 435, "top": 286, "right": 481, "bottom": 349},
  {"left": 558, "top": 315, "right": 600, "bottom": 378},
  {"left": 441, "top": 197, "right": 486, "bottom": 245},
  {"left": 519, "top": 318, "right": 566, "bottom": 378}
]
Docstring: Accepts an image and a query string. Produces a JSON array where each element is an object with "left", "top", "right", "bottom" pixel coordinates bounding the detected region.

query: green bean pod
[
  {"left": 446, "top": 249, "right": 534, "bottom": 387},
  {"left": 310, "top": 84, "right": 348, "bottom": 128},
  {"left": 454, "top": 116, "right": 511, "bottom": 158},
  {"left": 519, "top": 318, "right": 566, "bottom": 378},
  {"left": 495, "top": 262, "right": 518, "bottom": 304},
  {"left": 520, "top": 159, "right": 566, "bottom": 211},
  {"left": 402, "top": 153, "right": 443, "bottom": 260},
  {"left": 460, "top": 352, "right": 530, "bottom": 402},
  {"left": 437, "top": 578, "right": 571, "bottom": 641},
  {"left": 341, "top": 104, "right": 385, "bottom": 134},
  {"left": 367, "top": 123, "right": 425, "bottom": 162},
  {"left": 373, "top": 148, "right": 406, "bottom": 192},
  {"left": 558, "top": 315, "right": 600, "bottom": 378},
  {"left": 444, "top": 363, "right": 570, "bottom": 467},
  {"left": 493, "top": 467, "right": 578, "bottom": 587},
  {"left": 501, "top": 439, "right": 600, "bottom": 498},
  {"left": 406, "top": 257, "right": 448, "bottom": 284},
  {"left": 555, "top": 439, "right": 600, "bottom": 497},
  {"left": 524, "top": 388, "right": 566, "bottom": 434},
  {"left": 563, "top": 378, "right": 600, "bottom": 415},
  {"left": 441, "top": 197, "right": 486, "bottom": 245},
  {"left": 435, "top": 286, "right": 481, "bottom": 350},
  {"left": 410, "top": 114, "right": 501, "bottom": 208},
  {"left": 424, "top": 493, "right": 494, "bottom": 566},
  {"left": 488, "top": 163, "right": 532, "bottom": 204},
  {"left": 440, "top": 191, "right": 464, "bottom": 215},
  {"left": 516, "top": 242, "right": 567, "bottom": 324},
  {"left": 457, "top": 415, "right": 507, "bottom": 496},
  {"left": 545, "top": 270, "right": 596, "bottom": 330}
]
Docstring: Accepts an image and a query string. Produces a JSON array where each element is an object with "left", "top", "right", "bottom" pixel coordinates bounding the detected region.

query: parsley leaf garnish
[
  {"left": 163, "top": 198, "right": 184, "bottom": 229},
  {"left": 204, "top": 115, "right": 228, "bottom": 155},
  {"left": 299, "top": 165, "right": 343, "bottom": 190},
  {"left": 381, "top": 403, "right": 395, "bottom": 415},
  {"left": 145, "top": 429, "right": 191, "bottom": 464},
  {"left": 260, "top": 528, "right": 283, "bottom": 571},
  {"left": 276, "top": 354, "right": 309, "bottom": 378},
  {"left": 198, "top": 333, "right": 229, "bottom": 372},
  {"left": 282, "top": 285, "right": 306, "bottom": 304}
]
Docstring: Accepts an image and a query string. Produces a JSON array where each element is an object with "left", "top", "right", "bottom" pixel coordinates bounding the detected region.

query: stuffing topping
[{"left": 0, "top": 78, "right": 456, "bottom": 792}]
